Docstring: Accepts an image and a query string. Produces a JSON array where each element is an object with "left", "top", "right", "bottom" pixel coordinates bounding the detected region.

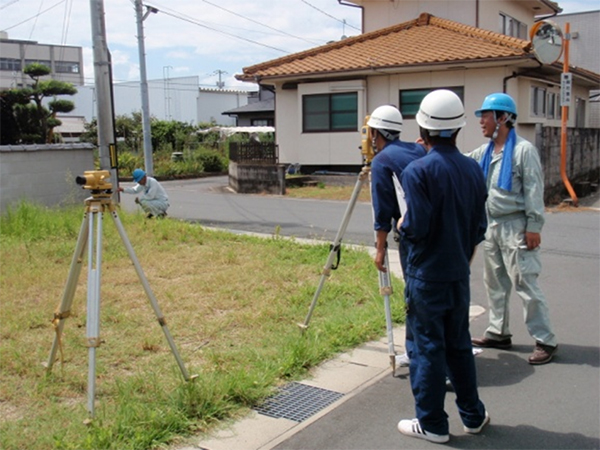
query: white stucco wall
[
  {"left": 352, "top": 0, "right": 548, "bottom": 34},
  {"left": 274, "top": 80, "right": 367, "bottom": 166},
  {"left": 273, "top": 66, "right": 591, "bottom": 166}
]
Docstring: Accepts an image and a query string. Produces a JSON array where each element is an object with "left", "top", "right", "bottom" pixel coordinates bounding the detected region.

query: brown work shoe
[
  {"left": 471, "top": 336, "right": 512, "bottom": 349},
  {"left": 528, "top": 342, "right": 558, "bottom": 365}
]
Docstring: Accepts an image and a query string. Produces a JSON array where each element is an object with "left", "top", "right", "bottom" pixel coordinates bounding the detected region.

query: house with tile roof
[{"left": 235, "top": 1, "right": 599, "bottom": 173}]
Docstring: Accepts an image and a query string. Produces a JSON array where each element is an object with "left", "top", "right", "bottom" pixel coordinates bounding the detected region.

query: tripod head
[{"left": 75, "top": 170, "right": 113, "bottom": 197}]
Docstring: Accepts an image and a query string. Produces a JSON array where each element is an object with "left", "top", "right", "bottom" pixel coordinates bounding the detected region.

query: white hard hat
[
  {"left": 416, "top": 89, "right": 466, "bottom": 134},
  {"left": 367, "top": 105, "right": 403, "bottom": 133}
]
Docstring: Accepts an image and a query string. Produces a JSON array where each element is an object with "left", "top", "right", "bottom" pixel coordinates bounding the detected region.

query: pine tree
[{"left": 0, "top": 63, "right": 77, "bottom": 144}]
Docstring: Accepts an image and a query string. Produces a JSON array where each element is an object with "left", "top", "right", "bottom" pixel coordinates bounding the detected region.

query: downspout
[
  {"left": 502, "top": 71, "right": 520, "bottom": 93},
  {"left": 338, "top": 0, "right": 364, "bottom": 32}
]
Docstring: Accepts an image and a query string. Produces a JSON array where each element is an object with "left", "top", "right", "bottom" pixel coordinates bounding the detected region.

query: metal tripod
[
  {"left": 298, "top": 165, "right": 399, "bottom": 375},
  {"left": 46, "top": 192, "right": 194, "bottom": 418}
]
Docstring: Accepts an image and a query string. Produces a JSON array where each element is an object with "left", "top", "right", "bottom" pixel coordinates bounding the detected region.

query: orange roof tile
[{"left": 237, "top": 13, "right": 532, "bottom": 81}]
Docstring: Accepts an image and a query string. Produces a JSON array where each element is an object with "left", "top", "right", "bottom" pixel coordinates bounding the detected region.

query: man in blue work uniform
[
  {"left": 369, "top": 104, "right": 426, "bottom": 274},
  {"left": 397, "top": 90, "right": 489, "bottom": 443},
  {"left": 369, "top": 105, "right": 426, "bottom": 368}
]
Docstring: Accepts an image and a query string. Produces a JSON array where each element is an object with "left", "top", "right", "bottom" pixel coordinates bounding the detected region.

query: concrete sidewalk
[
  {"left": 174, "top": 245, "right": 485, "bottom": 450},
  {"left": 121, "top": 178, "right": 599, "bottom": 450}
]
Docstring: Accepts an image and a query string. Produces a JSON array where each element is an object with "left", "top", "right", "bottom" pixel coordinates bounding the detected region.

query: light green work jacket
[{"left": 469, "top": 135, "right": 545, "bottom": 234}]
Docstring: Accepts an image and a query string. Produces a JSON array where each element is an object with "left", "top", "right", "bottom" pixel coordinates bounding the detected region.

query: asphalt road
[
  {"left": 119, "top": 175, "right": 374, "bottom": 245},
  {"left": 120, "top": 175, "right": 600, "bottom": 450}
]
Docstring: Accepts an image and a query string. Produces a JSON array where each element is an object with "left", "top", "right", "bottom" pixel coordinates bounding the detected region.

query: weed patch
[{"left": 0, "top": 202, "right": 404, "bottom": 450}]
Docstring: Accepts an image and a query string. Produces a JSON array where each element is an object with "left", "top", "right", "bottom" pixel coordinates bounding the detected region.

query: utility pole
[
  {"left": 89, "top": 0, "right": 118, "bottom": 191},
  {"left": 163, "top": 65, "right": 172, "bottom": 120},
  {"left": 134, "top": 0, "right": 156, "bottom": 176},
  {"left": 214, "top": 69, "right": 227, "bottom": 89}
]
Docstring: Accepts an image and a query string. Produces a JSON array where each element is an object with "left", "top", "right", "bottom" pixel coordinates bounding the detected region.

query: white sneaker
[
  {"left": 463, "top": 411, "right": 490, "bottom": 434},
  {"left": 397, "top": 418, "right": 449, "bottom": 443},
  {"left": 395, "top": 352, "right": 410, "bottom": 367}
]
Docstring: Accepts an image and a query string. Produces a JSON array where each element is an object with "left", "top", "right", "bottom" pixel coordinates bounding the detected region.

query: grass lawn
[
  {"left": 0, "top": 201, "right": 404, "bottom": 450},
  {"left": 285, "top": 183, "right": 371, "bottom": 203}
]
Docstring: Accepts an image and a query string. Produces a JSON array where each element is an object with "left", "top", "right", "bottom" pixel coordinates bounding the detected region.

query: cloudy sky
[{"left": 1, "top": 0, "right": 596, "bottom": 90}]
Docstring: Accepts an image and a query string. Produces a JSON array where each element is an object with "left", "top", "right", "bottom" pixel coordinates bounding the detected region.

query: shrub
[
  {"left": 118, "top": 151, "right": 143, "bottom": 177},
  {"left": 193, "top": 149, "right": 228, "bottom": 173}
]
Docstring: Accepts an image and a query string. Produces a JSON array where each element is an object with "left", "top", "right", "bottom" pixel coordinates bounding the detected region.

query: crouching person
[{"left": 118, "top": 168, "right": 169, "bottom": 218}]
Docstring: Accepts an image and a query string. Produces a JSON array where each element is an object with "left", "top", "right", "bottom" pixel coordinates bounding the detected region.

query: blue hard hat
[
  {"left": 132, "top": 168, "right": 146, "bottom": 182},
  {"left": 475, "top": 93, "right": 517, "bottom": 117}
]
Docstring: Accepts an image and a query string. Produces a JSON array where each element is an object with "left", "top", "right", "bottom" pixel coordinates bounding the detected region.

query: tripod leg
[
  {"left": 86, "top": 208, "right": 103, "bottom": 417},
  {"left": 299, "top": 167, "right": 370, "bottom": 331},
  {"left": 47, "top": 210, "right": 90, "bottom": 372},
  {"left": 108, "top": 206, "right": 194, "bottom": 382},
  {"left": 378, "top": 247, "right": 397, "bottom": 375},
  {"left": 368, "top": 173, "right": 397, "bottom": 375}
]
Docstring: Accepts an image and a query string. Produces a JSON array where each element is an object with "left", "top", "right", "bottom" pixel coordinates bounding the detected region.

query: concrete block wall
[
  {"left": 537, "top": 126, "right": 600, "bottom": 203},
  {"left": 229, "top": 162, "right": 286, "bottom": 195},
  {"left": 0, "top": 143, "right": 96, "bottom": 213}
]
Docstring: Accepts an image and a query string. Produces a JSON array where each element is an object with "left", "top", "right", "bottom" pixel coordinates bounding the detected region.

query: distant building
[
  {"left": 67, "top": 76, "right": 257, "bottom": 127},
  {"left": 222, "top": 87, "right": 274, "bottom": 126},
  {"left": 0, "top": 31, "right": 84, "bottom": 89},
  {"left": 553, "top": 10, "right": 600, "bottom": 127}
]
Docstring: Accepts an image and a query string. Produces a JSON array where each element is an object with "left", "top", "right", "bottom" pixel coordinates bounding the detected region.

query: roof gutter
[
  {"left": 503, "top": 71, "right": 520, "bottom": 93},
  {"left": 338, "top": 0, "right": 363, "bottom": 33}
]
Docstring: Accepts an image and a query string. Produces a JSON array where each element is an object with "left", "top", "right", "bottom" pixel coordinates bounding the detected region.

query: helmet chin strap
[
  {"left": 492, "top": 111, "right": 502, "bottom": 140},
  {"left": 371, "top": 136, "right": 379, "bottom": 154}
]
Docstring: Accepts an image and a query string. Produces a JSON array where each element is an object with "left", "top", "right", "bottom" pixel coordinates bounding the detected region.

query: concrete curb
[{"left": 173, "top": 230, "right": 486, "bottom": 450}]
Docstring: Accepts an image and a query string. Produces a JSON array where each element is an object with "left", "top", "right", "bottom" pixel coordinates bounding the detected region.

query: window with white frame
[
  {"left": 531, "top": 86, "right": 547, "bottom": 117},
  {"left": 499, "top": 13, "right": 528, "bottom": 39}
]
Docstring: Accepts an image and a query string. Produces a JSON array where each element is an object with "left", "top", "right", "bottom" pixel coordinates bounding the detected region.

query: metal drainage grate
[{"left": 254, "top": 382, "right": 344, "bottom": 422}]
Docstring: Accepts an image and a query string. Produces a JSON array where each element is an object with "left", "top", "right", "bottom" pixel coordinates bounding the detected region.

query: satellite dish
[{"left": 530, "top": 20, "right": 564, "bottom": 65}]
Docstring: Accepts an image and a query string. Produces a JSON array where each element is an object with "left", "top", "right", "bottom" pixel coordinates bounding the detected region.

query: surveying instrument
[
  {"left": 46, "top": 170, "right": 195, "bottom": 418},
  {"left": 299, "top": 117, "right": 402, "bottom": 376}
]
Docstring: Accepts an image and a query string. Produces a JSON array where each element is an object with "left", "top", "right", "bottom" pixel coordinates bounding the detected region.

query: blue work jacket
[
  {"left": 400, "top": 144, "right": 488, "bottom": 282},
  {"left": 371, "top": 139, "right": 426, "bottom": 233}
]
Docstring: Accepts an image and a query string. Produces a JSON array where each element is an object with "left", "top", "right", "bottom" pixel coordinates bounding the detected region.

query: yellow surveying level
[{"left": 360, "top": 115, "right": 375, "bottom": 165}]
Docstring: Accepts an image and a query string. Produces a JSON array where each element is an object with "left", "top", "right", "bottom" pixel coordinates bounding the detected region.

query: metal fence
[{"left": 229, "top": 142, "right": 278, "bottom": 164}]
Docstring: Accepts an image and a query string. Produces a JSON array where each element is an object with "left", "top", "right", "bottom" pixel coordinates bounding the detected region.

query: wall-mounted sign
[{"left": 530, "top": 20, "right": 564, "bottom": 65}]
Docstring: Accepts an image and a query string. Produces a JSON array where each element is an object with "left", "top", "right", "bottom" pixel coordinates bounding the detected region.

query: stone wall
[
  {"left": 228, "top": 162, "right": 286, "bottom": 195},
  {"left": 536, "top": 126, "right": 600, "bottom": 203},
  {"left": 0, "top": 143, "right": 96, "bottom": 213}
]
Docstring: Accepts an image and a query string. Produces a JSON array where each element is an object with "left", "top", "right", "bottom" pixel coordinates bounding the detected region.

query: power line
[
  {"left": 300, "top": 0, "right": 361, "bottom": 31},
  {"left": 28, "top": 0, "right": 46, "bottom": 41},
  {"left": 3, "top": 0, "right": 66, "bottom": 31},
  {"left": 145, "top": 3, "right": 290, "bottom": 54},
  {"left": 199, "top": 0, "right": 322, "bottom": 46},
  {"left": 60, "top": 0, "right": 73, "bottom": 46},
  {"left": 0, "top": 0, "right": 20, "bottom": 11}
]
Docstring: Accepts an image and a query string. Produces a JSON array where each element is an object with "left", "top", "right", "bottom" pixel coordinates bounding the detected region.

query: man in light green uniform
[{"left": 468, "top": 93, "right": 558, "bottom": 365}]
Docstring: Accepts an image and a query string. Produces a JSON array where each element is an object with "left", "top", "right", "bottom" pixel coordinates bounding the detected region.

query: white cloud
[{"left": 1, "top": 0, "right": 594, "bottom": 89}]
